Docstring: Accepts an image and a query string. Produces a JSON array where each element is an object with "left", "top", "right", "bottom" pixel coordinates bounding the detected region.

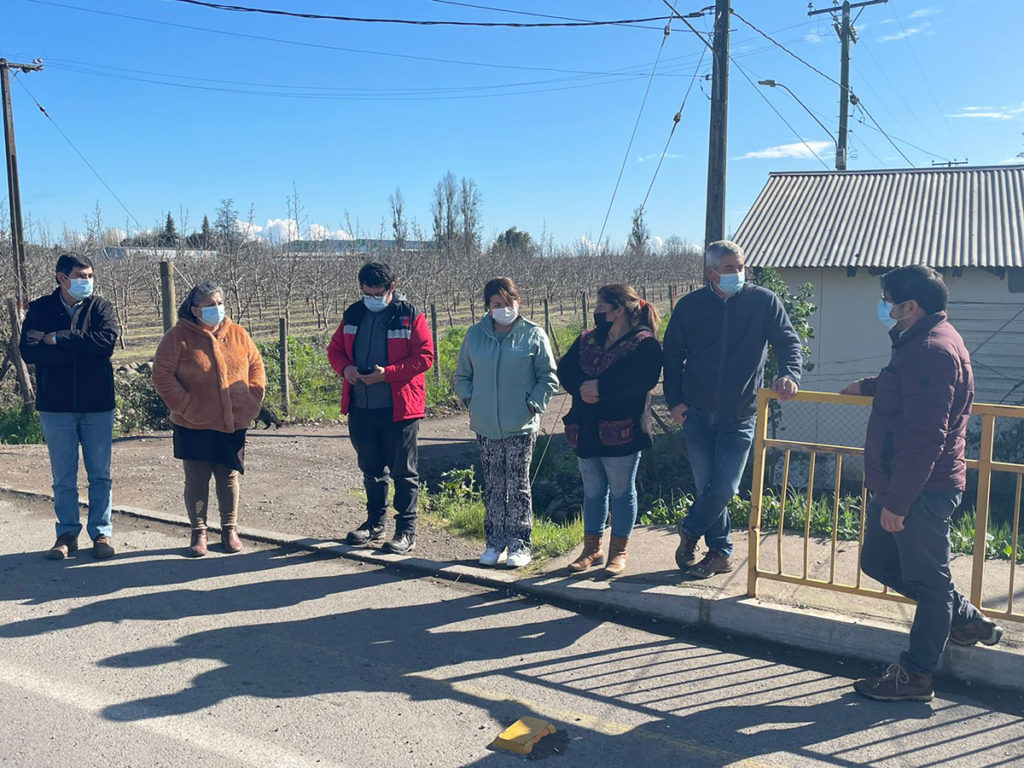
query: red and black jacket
[{"left": 327, "top": 294, "right": 434, "bottom": 422}]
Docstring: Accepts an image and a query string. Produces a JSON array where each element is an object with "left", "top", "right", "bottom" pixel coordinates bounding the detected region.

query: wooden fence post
[
  {"left": 159, "top": 260, "right": 176, "bottom": 333},
  {"left": 429, "top": 303, "right": 441, "bottom": 385},
  {"left": 278, "top": 315, "right": 290, "bottom": 417},
  {"left": 668, "top": 284, "right": 675, "bottom": 312},
  {"left": 581, "top": 290, "right": 588, "bottom": 329}
]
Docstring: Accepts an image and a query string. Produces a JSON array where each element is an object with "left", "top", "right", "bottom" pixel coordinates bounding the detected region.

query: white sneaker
[
  {"left": 479, "top": 546, "right": 506, "bottom": 566},
  {"left": 506, "top": 547, "right": 532, "bottom": 569}
]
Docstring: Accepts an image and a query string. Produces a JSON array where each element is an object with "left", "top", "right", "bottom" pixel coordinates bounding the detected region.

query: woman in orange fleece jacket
[{"left": 153, "top": 282, "right": 265, "bottom": 557}]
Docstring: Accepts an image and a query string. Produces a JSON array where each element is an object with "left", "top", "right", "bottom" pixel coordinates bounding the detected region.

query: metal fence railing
[{"left": 747, "top": 389, "right": 1024, "bottom": 625}]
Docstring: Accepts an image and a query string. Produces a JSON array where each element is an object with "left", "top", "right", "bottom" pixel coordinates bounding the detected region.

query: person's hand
[
  {"left": 44, "top": 332, "right": 57, "bottom": 346},
  {"left": 772, "top": 376, "right": 798, "bottom": 402},
  {"left": 580, "top": 379, "right": 599, "bottom": 404},
  {"left": 881, "top": 507, "right": 905, "bottom": 533},
  {"left": 342, "top": 365, "right": 361, "bottom": 385},
  {"left": 839, "top": 381, "right": 862, "bottom": 396},
  {"left": 358, "top": 365, "right": 387, "bottom": 385},
  {"left": 670, "top": 403, "right": 689, "bottom": 425}
]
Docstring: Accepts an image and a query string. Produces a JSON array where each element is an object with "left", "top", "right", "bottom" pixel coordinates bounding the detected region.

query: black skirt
[{"left": 172, "top": 425, "right": 247, "bottom": 473}]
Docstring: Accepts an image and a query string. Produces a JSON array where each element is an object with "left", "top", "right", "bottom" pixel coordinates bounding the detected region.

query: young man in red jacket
[
  {"left": 327, "top": 262, "right": 434, "bottom": 554},
  {"left": 841, "top": 265, "right": 1003, "bottom": 702}
]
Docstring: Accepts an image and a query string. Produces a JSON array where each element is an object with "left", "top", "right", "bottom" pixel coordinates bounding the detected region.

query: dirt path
[{"left": 0, "top": 394, "right": 571, "bottom": 561}]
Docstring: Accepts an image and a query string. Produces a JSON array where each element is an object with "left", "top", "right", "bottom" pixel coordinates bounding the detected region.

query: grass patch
[
  {"left": 421, "top": 467, "right": 583, "bottom": 561},
  {"left": 0, "top": 405, "right": 44, "bottom": 444}
]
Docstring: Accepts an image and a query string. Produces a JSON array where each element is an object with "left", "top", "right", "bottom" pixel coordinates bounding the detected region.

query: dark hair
[
  {"left": 881, "top": 265, "right": 948, "bottom": 314},
  {"left": 483, "top": 277, "right": 520, "bottom": 307},
  {"left": 358, "top": 261, "right": 396, "bottom": 288},
  {"left": 177, "top": 281, "right": 224, "bottom": 321},
  {"left": 55, "top": 253, "right": 93, "bottom": 283},
  {"left": 597, "top": 284, "right": 660, "bottom": 337}
]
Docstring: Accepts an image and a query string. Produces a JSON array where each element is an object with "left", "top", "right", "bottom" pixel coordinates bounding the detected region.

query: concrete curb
[{"left": 6, "top": 484, "right": 1022, "bottom": 694}]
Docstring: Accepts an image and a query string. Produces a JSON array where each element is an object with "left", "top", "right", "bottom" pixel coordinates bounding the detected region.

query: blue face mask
[
  {"left": 716, "top": 269, "right": 745, "bottom": 296},
  {"left": 877, "top": 299, "right": 897, "bottom": 329},
  {"left": 68, "top": 277, "right": 94, "bottom": 301},
  {"left": 363, "top": 293, "right": 390, "bottom": 313},
  {"left": 200, "top": 304, "right": 226, "bottom": 326}
]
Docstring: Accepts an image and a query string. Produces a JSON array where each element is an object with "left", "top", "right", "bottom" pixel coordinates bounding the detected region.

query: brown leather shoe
[
  {"left": 949, "top": 615, "right": 1004, "bottom": 647},
  {"left": 187, "top": 529, "right": 208, "bottom": 558},
  {"left": 675, "top": 530, "right": 701, "bottom": 572},
  {"left": 91, "top": 535, "right": 115, "bottom": 560},
  {"left": 688, "top": 549, "right": 733, "bottom": 579},
  {"left": 569, "top": 534, "right": 605, "bottom": 572},
  {"left": 45, "top": 533, "right": 79, "bottom": 560},
  {"left": 221, "top": 525, "right": 243, "bottom": 553},
  {"left": 854, "top": 664, "right": 934, "bottom": 702},
  {"left": 603, "top": 535, "right": 630, "bottom": 576}
]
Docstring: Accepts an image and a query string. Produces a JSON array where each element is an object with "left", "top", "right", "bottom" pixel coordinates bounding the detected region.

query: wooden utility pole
[
  {"left": 703, "top": 0, "right": 730, "bottom": 255},
  {"left": 278, "top": 315, "right": 290, "bottom": 417},
  {"left": 809, "top": 0, "right": 888, "bottom": 171},
  {"left": 1, "top": 58, "right": 43, "bottom": 308}
]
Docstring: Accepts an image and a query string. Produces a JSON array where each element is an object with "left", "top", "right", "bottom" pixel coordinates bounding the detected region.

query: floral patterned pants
[{"left": 477, "top": 432, "right": 536, "bottom": 553}]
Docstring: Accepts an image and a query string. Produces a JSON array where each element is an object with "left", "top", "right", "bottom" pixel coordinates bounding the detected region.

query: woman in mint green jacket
[{"left": 454, "top": 277, "right": 559, "bottom": 569}]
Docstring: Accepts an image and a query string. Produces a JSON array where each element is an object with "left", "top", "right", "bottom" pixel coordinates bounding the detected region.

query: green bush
[
  {"left": 115, "top": 370, "right": 170, "bottom": 433},
  {"left": 426, "top": 325, "right": 466, "bottom": 410},
  {"left": 259, "top": 335, "right": 341, "bottom": 421},
  {"left": 0, "top": 404, "right": 44, "bottom": 444}
]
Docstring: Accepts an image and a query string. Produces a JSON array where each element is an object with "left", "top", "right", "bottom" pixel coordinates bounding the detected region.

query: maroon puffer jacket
[{"left": 858, "top": 312, "right": 974, "bottom": 517}]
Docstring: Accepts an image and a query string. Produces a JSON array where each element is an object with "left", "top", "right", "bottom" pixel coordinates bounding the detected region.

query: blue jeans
[
  {"left": 679, "top": 407, "right": 756, "bottom": 557},
  {"left": 861, "top": 491, "right": 980, "bottom": 675},
  {"left": 578, "top": 452, "right": 642, "bottom": 538},
  {"left": 38, "top": 410, "right": 114, "bottom": 541}
]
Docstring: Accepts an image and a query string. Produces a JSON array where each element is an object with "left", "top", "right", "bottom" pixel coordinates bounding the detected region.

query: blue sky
[{"left": 5, "top": 0, "right": 1024, "bottom": 248}]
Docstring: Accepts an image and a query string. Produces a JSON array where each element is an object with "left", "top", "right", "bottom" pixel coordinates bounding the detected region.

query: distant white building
[
  {"left": 96, "top": 246, "right": 218, "bottom": 261},
  {"left": 735, "top": 165, "right": 1024, "bottom": 449}
]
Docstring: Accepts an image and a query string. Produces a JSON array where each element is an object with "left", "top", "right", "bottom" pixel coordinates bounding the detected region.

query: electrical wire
[
  {"left": 167, "top": 0, "right": 671, "bottom": 28},
  {"left": 31, "top": 1, "right": 660, "bottom": 78},
  {"left": 731, "top": 58, "right": 832, "bottom": 171},
  {"left": 853, "top": 111, "right": 948, "bottom": 162},
  {"left": 429, "top": 0, "right": 672, "bottom": 32},
  {"left": 854, "top": 100, "right": 915, "bottom": 167},
  {"left": 12, "top": 76, "right": 142, "bottom": 228},
  {"left": 638, "top": 46, "right": 707, "bottom": 213},
  {"left": 596, "top": 25, "right": 673, "bottom": 248}
]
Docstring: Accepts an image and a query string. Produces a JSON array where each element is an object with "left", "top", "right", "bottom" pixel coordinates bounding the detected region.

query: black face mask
[{"left": 593, "top": 311, "right": 612, "bottom": 333}]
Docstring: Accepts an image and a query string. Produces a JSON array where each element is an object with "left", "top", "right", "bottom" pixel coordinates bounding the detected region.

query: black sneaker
[
  {"left": 91, "top": 535, "right": 116, "bottom": 560},
  {"left": 345, "top": 522, "right": 386, "bottom": 546},
  {"left": 45, "top": 533, "right": 79, "bottom": 560},
  {"left": 383, "top": 530, "right": 416, "bottom": 555},
  {"left": 950, "top": 616, "right": 1005, "bottom": 647}
]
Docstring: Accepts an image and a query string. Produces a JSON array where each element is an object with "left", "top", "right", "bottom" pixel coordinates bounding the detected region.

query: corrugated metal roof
[{"left": 735, "top": 166, "right": 1024, "bottom": 269}]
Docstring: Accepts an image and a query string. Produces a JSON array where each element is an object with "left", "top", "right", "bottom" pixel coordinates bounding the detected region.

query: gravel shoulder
[{"left": 0, "top": 394, "right": 571, "bottom": 562}]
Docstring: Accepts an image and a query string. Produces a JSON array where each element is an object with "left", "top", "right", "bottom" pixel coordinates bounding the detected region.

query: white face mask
[{"left": 491, "top": 306, "right": 518, "bottom": 325}]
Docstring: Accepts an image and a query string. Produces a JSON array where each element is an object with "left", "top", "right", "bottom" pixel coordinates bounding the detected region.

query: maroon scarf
[{"left": 578, "top": 326, "right": 654, "bottom": 377}]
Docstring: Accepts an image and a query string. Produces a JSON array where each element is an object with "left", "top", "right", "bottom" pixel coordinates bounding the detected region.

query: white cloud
[
  {"left": 947, "top": 102, "right": 1024, "bottom": 120},
  {"left": 739, "top": 141, "right": 831, "bottom": 160},
  {"left": 909, "top": 7, "right": 941, "bottom": 18},
  {"left": 308, "top": 223, "right": 353, "bottom": 241},
  {"left": 637, "top": 152, "right": 681, "bottom": 163},
  {"left": 803, "top": 32, "right": 824, "bottom": 44},
  {"left": 878, "top": 22, "right": 929, "bottom": 42}
]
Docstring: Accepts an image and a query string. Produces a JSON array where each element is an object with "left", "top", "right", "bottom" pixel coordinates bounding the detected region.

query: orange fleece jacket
[{"left": 153, "top": 317, "right": 266, "bottom": 434}]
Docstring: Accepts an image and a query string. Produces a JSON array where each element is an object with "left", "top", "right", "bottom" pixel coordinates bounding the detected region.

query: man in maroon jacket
[
  {"left": 841, "top": 265, "right": 1003, "bottom": 702},
  {"left": 328, "top": 262, "right": 434, "bottom": 555}
]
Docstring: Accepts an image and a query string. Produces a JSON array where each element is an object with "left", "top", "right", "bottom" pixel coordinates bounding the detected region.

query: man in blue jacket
[
  {"left": 20, "top": 254, "right": 120, "bottom": 560},
  {"left": 663, "top": 240, "right": 802, "bottom": 578}
]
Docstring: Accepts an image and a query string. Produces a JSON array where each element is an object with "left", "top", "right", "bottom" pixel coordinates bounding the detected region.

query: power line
[
  {"left": 429, "top": 0, "right": 672, "bottom": 32},
  {"left": 639, "top": 46, "right": 708, "bottom": 213},
  {"left": 32, "top": 1, "right": 668, "bottom": 78},
  {"left": 853, "top": 99, "right": 915, "bottom": 166},
  {"left": 12, "top": 76, "right": 142, "bottom": 228},
  {"left": 852, "top": 112, "right": 948, "bottom": 162},
  {"left": 731, "top": 58, "right": 831, "bottom": 171},
  {"left": 167, "top": 0, "right": 671, "bottom": 28},
  {"left": 596, "top": 25, "right": 673, "bottom": 248},
  {"left": 730, "top": 9, "right": 840, "bottom": 87}
]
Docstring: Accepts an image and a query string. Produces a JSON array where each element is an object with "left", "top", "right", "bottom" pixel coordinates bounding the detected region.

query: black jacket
[
  {"left": 662, "top": 283, "right": 801, "bottom": 419},
  {"left": 558, "top": 326, "right": 663, "bottom": 458},
  {"left": 19, "top": 289, "right": 119, "bottom": 413}
]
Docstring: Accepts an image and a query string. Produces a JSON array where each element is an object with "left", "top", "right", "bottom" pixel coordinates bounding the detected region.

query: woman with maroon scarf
[{"left": 558, "top": 284, "right": 662, "bottom": 575}]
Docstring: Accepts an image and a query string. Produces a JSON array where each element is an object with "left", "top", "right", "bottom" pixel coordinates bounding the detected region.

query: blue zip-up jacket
[
  {"left": 453, "top": 315, "right": 559, "bottom": 439},
  {"left": 662, "top": 283, "right": 802, "bottom": 419}
]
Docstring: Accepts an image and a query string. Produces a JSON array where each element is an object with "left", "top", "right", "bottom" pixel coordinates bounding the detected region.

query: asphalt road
[{"left": 2, "top": 495, "right": 1022, "bottom": 768}]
